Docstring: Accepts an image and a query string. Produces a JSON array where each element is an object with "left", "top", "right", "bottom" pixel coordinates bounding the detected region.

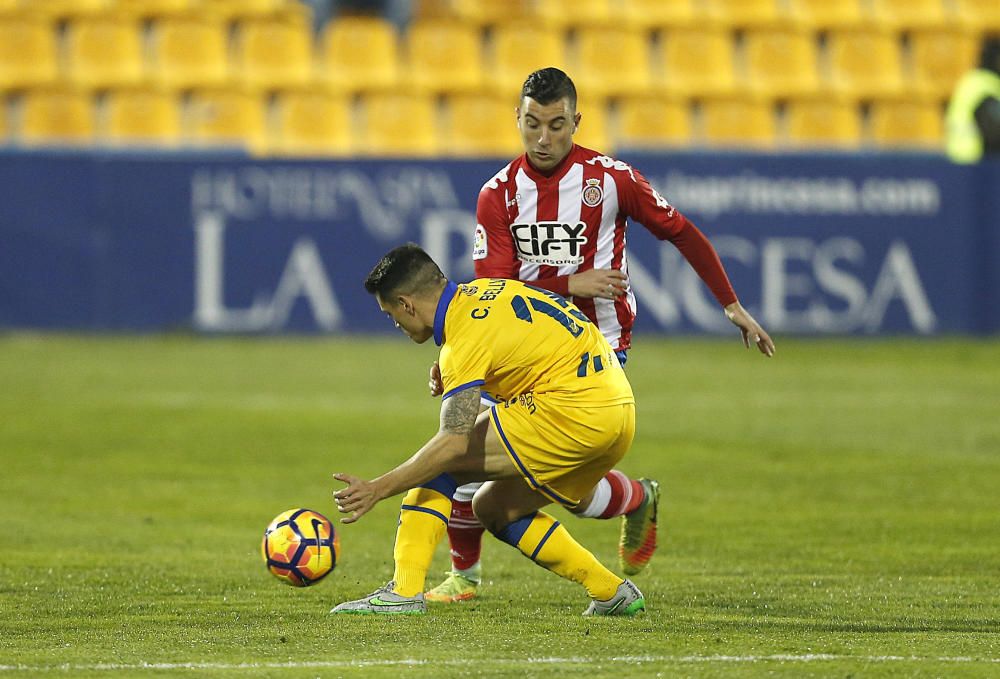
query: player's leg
[
  {"left": 571, "top": 471, "right": 661, "bottom": 576},
  {"left": 473, "top": 478, "right": 644, "bottom": 616},
  {"left": 425, "top": 481, "right": 483, "bottom": 602}
]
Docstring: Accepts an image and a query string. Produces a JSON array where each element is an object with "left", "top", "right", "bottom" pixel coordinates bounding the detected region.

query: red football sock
[
  {"left": 447, "top": 500, "right": 485, "bottom": 571},
  {"left": 599, "top": 470, "right": 646, "bottom": 519}
]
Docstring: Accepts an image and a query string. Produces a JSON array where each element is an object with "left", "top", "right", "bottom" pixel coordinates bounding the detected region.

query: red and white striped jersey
[{"left": 473, "top": 144, "right": 736, "bottom": 351}]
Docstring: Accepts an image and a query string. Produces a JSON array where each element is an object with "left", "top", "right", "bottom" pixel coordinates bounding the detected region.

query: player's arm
[
  {"left": 333, "top": 388, "right": 481, "bottom": 523},
  {"left": 623, "top": 167, "right": 774, "bottom": 356}
]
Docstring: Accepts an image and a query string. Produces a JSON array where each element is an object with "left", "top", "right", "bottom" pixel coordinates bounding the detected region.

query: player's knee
[{"left": 470, "top": 493, "right": 505, "bottom": 534}]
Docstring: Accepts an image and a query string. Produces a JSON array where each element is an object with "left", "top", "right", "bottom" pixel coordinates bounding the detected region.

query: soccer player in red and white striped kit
[{"left": 425, "top": 68, "right": 775, "bottom": 603}]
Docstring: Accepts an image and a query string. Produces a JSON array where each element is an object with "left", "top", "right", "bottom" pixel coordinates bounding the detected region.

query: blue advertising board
[{"left": 0, "top": 150, "right": 995, "bottom": 335}]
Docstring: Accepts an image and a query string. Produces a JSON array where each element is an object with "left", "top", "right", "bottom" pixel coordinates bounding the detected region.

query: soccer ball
[{"left": 261, "top": 508, "right": 339, "bottom": 586}]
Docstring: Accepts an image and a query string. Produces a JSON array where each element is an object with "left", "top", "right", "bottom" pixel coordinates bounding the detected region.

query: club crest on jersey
[
  {"left": 582, "top": 179, "right": 603, "bottom": 207},
  {"left": 510, "top": 222, "right": 587, "bottom": 266},
  {"left": 472, "top": 224, "right": 488, "bottom": 260}
]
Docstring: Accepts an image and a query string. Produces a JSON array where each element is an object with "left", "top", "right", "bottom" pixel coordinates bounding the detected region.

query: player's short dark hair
[
  {"left": 364, "top": 243, "right": 445, "bottom": 299},
  {"left": 521, "top": 67, "right": 577, "bottom": 112}
]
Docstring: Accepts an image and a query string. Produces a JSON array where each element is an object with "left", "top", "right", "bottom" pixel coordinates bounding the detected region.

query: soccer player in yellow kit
[{"left": 330, "top": 243, "right": 648, "bottom": 615}]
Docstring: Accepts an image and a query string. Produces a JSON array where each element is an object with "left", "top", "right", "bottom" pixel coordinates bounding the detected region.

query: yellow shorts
[{"left": 489, "top": 393, "right": 636, "bottom": 508}]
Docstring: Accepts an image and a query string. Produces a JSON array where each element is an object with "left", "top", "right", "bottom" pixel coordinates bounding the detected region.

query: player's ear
[
  {"left": 515, "top": 107, "right": 521, "bottom": 129},
  {"left": 573, "top": 111, "right": 581, "bottom": 132}
]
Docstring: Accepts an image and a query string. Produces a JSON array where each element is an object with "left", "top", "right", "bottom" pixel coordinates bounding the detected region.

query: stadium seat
[
  {"left": 445, "top": 92, "right": 521, "bottom": 157},
  {"left": 786, "top": 0, "right": 865, "bottom": 28},
  {"left": 704, "top": 0, "right": 782, "bottom": 28},
  {"left": 149, "top": 16, "right": 230, "bottom": 89},
  {"left": 234, "top": 16, "right": 315, "bottom": 91},
  {"left": 574, "top": 25, "right": 653, "bottom": 98},
  {"left": 20, "top": 87, "right": 95, "bottom": 145},
  {"left": 492, "top": 21, "right": 569, "bottom": 95},
  {"left": 187, "top": 87, "right": 267, "bottom": 151},
  {"left": 359, "top": 92, "right": 439, "bottom": 156},
  {"left": 658, "top": 26, "right": 737, "bottom": 97},
  {"left": 868, "top": 97, "right": 944, "bottom": 149},
  {"left": 827, "top": 27, "right": 905, "bottom": 98},
  {"left": 65, "top": 15, "right": 145, "bottom": 90},
  {"left": 621, "top": 0, "right": 696, "bottom": 31},
  {"left": 954, "top": 0, "right": 1000, "bottom": 32},
  {"left": 616, "top": 94, "right": 692, "bottom": 148},
  {"left": 785, "top": 95, "right": 862, "bottom": 148},
  {"left": 405, "top": 18, "right": 483, "bottom": 95},
  {"left": 270, "top": 88, "right": 353, "bottom": 156},
  {"left": 870, "top": 0, "right": 952, "bottom": 30},
  {"left": 115, "top": 0, "right": 192, "bottom": 18},
  {"left": 910, "top": 26, "right": 979, "bottom": 99},
  {"left": 19, "top": 0, "right": 110, "bottom": 19},
  {"left": 531, "top": 0, "right": 613, "bottom": 29},
  {"left": 104, "top": 86, "right": 182, "bottom": 146},
  {"left": 0, "top": 15, "right": 58, "bottom": 91},
  {"left": 744, "top": 26, "right": 821, "bottom": 98},
  {"left": 573, "top": 95, "right": 611, "bottom": 152},
  {"left": 201, "top": 0, "right": 303, "bottom": 21},
  {"left": 700, "top": 95, "right": 776, "bottom": 148},
  {"left": 320, "top": 15, "right": 399, "bottom": 93},
  {"left": 452, "top": 0, "right": 534, "bottom": 27}
]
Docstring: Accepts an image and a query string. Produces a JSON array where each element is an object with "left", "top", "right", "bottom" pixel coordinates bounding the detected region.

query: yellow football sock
[
  {"left": 391, "top": 486, "right": 452, "bottom": 597},
  {"left": 497, "top": 511, "right": 623, "bottom": 601}
]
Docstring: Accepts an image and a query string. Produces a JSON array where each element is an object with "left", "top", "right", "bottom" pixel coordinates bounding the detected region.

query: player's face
[
  {"left": 376, "top": 293, "right": 433, "bottom": 344},
  {"left": 517, "top": 96, "right": 580, "bottom": 171}
]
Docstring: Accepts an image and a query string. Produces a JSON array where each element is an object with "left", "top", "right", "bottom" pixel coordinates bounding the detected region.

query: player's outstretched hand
[
  {"left": 724, "top": 302, "right": 775, "bottom": 357},
  {"left": 333, "top": 473, "right": 379, "bottom": 524},
  {"left": 429, "top": 361, "right": 443, "bottom": 397},
  {"left": 568, "top": 268, "right": 628, "bottom": 300}
]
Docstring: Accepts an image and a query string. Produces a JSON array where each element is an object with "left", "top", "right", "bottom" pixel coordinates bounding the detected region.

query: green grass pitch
[{"left": 1, "top": 334, "right": 997, "bottom": 677}]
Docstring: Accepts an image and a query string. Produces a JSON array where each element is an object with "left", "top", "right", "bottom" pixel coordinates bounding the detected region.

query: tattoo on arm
[{"left": 440, "top": 389, "right": 481, "bottom": 435}]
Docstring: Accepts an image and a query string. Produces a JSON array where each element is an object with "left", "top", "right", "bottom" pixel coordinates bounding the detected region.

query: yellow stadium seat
[
  {"left": 19, "top": 0, "right": 110, "bottom": 19},
  {"left": 115, "top": 0, "right": 192, "bottom": 18},
  {"left": 785, "top": 95, "right": 861, "bottom": 148},
  {"left": 870, "top": 0, "right": 952, "bottom": 30},
  {"left": 0, "top": 15, "right": 58, "bottom": 91},
  {"left": 868, "top": 97, "right": 944, "bottom": 149},
  {"left": 954, "top": 0, "right": 1000, "bottom": 32},
  {"left": 444, "top": 92, "right": 521, "bottom": 157},
  {"left": 235, "top": 16, "right": 315, "bottom": 90},
  {"left": 704, "top": 0, "right": 782, "bottom": 27},
  {"left": 573, "top": 95, "right": 611, "bottom": 152},
  {"left": 827, "top": 27, "right": 905, "bottom": 98},
  {"left": 359, "top": 92, "right": 438, "bottom": 156},
  {"left": 201, "top": 0, "right": 301, "bottom": 21},
  {"left": 616, "top": 94, "right": 692, "bottom": 148},
  {"left": 701, "top": 95, "right": 776, "bottom": 148},
  {"left": 452, "top": 0, "right": 534, "bottom": 27},
  {"left": 104, "top": 86, "right": 182, "bottom": 146},
  {"left": 20, "top": 87, "right": 95, "bottom": 145},
  {"left": 187, "top": 87, "right": 267, "bottom": 150},
  {"left": 270, "top": 89, "right": 352, "bottom": 156},
  {"left": 532, "top": 0, "right": 613, "bottom": 29},
  {"left": 787, "top": 0, "right": 865, "bottom": 29},
  {"left": 65, "top": 15, "right": 145, "bottom": 90},
  {"left": 910, "top": 27, "right": 979, "bottom": 99},
  {"left": 150, "top": 16, "right": 229, "bottom": 89},
  {"left": 405, "top": 18, "right": 483, "bottom": 95},
  {"left": 321, "top": 15, "right": 399, "bottom": 93},
  {"left": 621, "top": 0, "right": 697, "bottom": 31},
  {"left": 658, "top": 26, "right": 737, "bottom": 97},
  {"left": 492, "top": 21, "right": 569, "bottom": 95},
  {"left": 574, "top": 25, "right": 653, "bottom": 98},
  {"left": 744, "top": 26, "right": 820, "bottom": 98}
]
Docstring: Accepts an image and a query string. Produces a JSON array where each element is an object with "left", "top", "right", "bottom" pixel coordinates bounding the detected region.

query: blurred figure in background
[
  {"left": 304, "top": 0, "right": 411, "bottom": 33},
  {"left": 947, "top": 35, "right": 1000, "bottom": 163}
]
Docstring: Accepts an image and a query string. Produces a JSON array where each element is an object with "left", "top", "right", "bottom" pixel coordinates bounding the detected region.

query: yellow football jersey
[{"left": 434, "top": 278, "right": 634, "bottom": 407}]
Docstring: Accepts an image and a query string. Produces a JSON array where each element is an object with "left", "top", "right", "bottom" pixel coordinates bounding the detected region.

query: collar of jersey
[
  {"left": 522, "top": 144, "right": 577, "bottom": 183},
  {"left": 433, "top": 280, "right": 459, "bottom": 347}
]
